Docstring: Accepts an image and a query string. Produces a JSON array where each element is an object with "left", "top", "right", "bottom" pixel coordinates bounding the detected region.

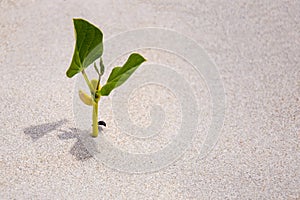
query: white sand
[{"left": 0, "top": 0, "right": 299, "bottom": 199}]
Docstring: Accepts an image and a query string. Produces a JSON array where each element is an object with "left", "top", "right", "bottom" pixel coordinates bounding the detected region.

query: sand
[{"left": 0, "top": 0, "right": 299, "bottom": 199}]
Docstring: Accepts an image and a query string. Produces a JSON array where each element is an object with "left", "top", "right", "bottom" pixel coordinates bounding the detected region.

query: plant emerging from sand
[{"left": 66, "top": 18, "right": 146, "bottom": 137}]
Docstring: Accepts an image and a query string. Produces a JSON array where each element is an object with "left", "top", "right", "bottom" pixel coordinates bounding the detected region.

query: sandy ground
[{"left": 0, "top": 0, "right": 299, "bottom": 199}]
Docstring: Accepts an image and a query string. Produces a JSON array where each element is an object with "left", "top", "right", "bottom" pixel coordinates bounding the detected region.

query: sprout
[{"left": 66, "top": 18, "right": 146, "bottom": 137}]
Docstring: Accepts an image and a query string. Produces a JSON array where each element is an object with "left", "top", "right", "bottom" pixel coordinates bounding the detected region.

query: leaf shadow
[
  {"left": 23, "top": 119, "right": 93, "bottom": 161},
  {"left": 58, "top": 128, "right": 93, "bottom": 161},
  {"left": 24, "top": 119, "right": 67, "bottom": 141}
]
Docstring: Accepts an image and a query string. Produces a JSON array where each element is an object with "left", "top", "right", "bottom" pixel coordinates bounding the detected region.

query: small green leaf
[
  {"left": 66, "top": 18, "right": 103, "bottom": 78},
  {"left": 100, "top": 53, "right": 146, "bottom": 96},
  {"left": 91, "top": 79, "right": 101, "bottom": 101},
  {"left": 94, "top": 62, "right": 100, "bottom": 76},
  {"left": 79, "top": 90, "right": 93, "bottom": 106},
  {"left": 91, "top": 79, "right": 100, "bottom": 92},
  {"left": 100, "top": 57, "right": 105, "bottom": 75}
]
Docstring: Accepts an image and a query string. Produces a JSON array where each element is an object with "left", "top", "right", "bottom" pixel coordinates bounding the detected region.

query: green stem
[
  {"left": 92, "top": 101, "right": 99, "bottom": 137},
  {"left": 81, "top": 69, "right": 100, "bottom": 137},
  {"left": 81, "top": 70, "right": 94, "bottom": 93}
]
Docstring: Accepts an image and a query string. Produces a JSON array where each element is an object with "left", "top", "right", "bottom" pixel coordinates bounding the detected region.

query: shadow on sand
[{"left": 23, "top": 119, "right": 93, "bottom": 161}]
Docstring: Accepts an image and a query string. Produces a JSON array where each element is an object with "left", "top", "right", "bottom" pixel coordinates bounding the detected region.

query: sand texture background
[{"left": 0, "top": 0, "right": 299, "bottom": 199}]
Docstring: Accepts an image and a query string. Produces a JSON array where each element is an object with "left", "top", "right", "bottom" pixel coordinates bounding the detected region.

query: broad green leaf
[
  {"left": 100, "top": 53, "right": 146, "bottom": 96},
  {"left": 79, "top": 90, "right": 93, "bottom": 106},
  {"left": 66, "top": 18, "right": 103, "bottom": 78}
]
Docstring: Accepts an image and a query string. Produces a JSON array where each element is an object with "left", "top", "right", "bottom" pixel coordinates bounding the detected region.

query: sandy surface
[{"left": 0, "top": 0, "right": 299, "bottom": 199}]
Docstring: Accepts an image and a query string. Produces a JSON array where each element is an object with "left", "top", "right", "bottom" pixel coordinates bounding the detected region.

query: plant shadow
[
  {"left": 23, "top": 119, "right": 93, "bottom": 161},
  {"left": 24, "top": 119, "right": 67, "bottom": 141},
  {"left": 58, "top": 128, "right": 93, "bottom": 161}
]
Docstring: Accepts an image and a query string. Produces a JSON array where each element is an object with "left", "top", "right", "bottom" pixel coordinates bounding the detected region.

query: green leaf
[
  {"left": 91, "top": 79, "right": 101, "bottom": 101},
  {"left": 94, "top": 62, "right": 100, "bottom": 76},
  {"left": 99, "top": 57, "right": 105, "bottom": 75},
  {"left": 100, "top": 53, "right": 146, "bottom": 96},
  {"left": 66, "top": 18, "right": 103, "bottom": 78},
  {"left": 91, "top": 79, "right": 100, "bottom": 92}
]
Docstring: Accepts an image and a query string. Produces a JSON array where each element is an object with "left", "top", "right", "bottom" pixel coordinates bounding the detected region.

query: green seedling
[{"left": 66, "top": 18, "right": 146, "bottom": 137}]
